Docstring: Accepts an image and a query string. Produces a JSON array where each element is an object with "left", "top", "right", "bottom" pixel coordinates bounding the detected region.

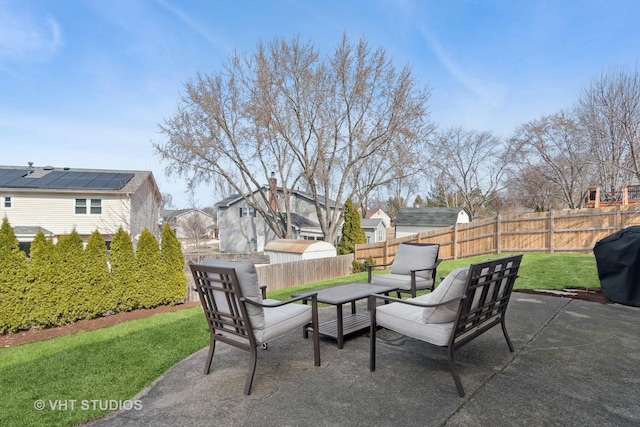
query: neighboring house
[
  {"left": 394, "top": 207, "right": 471, "bottom": 238},
  {"left": 0, "top": 164, "right": 162, "bottom": 250},
  {"left": 215, "top": 176, "right": 338, "bottom": 253},
  {"left": 360, "top": 218, "right": 386, "bottom": 243},
  {"left": 365, "top": 208, "right": 392, "bottom": 228},
  {"left": 161, "top": 208, "right": 216, "bottom": 243}
]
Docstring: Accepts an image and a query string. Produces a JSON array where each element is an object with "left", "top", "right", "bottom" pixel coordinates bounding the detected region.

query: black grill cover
[{"left": 593, "top": 226, "right": 640, "bottom": 307}]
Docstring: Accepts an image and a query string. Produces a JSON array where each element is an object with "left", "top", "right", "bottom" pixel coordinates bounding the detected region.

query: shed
[{"left": 264, "top": 239, "right": 336, "bottom": 264}]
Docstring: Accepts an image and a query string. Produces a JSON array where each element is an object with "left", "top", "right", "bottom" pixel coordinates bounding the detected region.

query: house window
[
  {"left": 2, "top": 196, "right": 10, "bottom": 208},
  {"left": 239, "top": 207, "right": 256, "bottom": 217},
  {"left": 76, "top": 198, "right": 102, "bottom": 214},
  {"left": 90, "top": 199, "right": 102, "bottom": 214}
]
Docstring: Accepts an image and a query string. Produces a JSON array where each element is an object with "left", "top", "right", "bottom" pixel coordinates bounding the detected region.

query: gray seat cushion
[
  {"left": 256, "top": 299, "right": 312, "bottom": 344},
  {"left": 370, "top": 273, "right": 433, "bottom": 291},
  {"left": 376, "top": 300, "right": 454, "bottom": 346}
]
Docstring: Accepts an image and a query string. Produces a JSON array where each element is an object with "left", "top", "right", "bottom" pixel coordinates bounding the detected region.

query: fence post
[
  {"left": 453, "top": 223, "right": 458, "bottom": 259},
  {"left": 549, "top": 210, "right": 555, "bottom": 253},
  {"left": 383, "top": 240, "right": 389, "bottom": 265},
  {"left": 496, "top": 214, "right": 501, "bottom": 254}
]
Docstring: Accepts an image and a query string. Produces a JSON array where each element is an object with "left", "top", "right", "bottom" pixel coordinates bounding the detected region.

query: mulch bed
[
  {"left": 0, "top": 289, "right": 610, "bottom": 349},
  {"left": 0, "top": 302, "right": 200, "bottom": 348}
]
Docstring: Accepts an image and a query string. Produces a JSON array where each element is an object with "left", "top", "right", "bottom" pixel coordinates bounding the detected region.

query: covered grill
[{"left": 593, "top": 226, "right": 640, "bottom": 307}]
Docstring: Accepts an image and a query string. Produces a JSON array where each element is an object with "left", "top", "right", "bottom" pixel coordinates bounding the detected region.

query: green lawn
[
  {"left": 0, "top": 252, "right": 600, "bottom": 427},
  {"left": 0, "top": 307, "right": 209, "bottom": 427},
  {"left": 267, "top": 252, "right": 601, "bottom": 300}
]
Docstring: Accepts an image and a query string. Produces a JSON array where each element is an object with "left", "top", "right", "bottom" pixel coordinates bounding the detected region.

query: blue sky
[{"left": 1, "top": 0, "right": 639, "bottom": 207}]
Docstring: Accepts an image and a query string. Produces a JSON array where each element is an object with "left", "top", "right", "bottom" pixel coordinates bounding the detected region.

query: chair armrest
[
  {"left": 369, "top": 292, "right": 466, "bottom": 308},
  {"left": 409, "top": 258, "right": 442, "bottom": 274},
  {"left": 242, "top": 293, "right": 318, "bottom": 308},
  {"left": 367, "top": 262, "right": 393, "bottom": 282}
]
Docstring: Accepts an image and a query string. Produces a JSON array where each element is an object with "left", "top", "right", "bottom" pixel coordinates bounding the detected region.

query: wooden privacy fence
[
  {"left": 354, "top": 206, "right": 640, "bottom": 265},
  {"left": 184, "top": 254, "right": 354, "bottom": 301},
  {"left": 255, "top": 254, "right": 354, "bottom": 291},
  {"left": 183, "top": 206, "right": 640, "bottom": 300}
]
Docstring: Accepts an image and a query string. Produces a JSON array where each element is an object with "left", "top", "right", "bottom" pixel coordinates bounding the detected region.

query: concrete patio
[{"left": 88, "top": 293, "right": 640, "bottom": 426}]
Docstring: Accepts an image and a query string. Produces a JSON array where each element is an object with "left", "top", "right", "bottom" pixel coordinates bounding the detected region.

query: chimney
[{"left": 268, "top": 172, "right": 277, "bottom": 211}]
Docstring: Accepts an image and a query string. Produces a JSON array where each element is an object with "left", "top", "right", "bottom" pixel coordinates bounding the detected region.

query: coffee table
[{"left": 292, "top": 282, "right": 397, "bottom": 349}]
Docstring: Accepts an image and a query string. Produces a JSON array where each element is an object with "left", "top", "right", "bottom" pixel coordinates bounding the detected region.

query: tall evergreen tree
[
  {"left": 110, "top": 227, "right": 137, "bottom": 311},
  {"left": 337, "top": 198, "right": 367, "bottom": 255},
  {"left": 0, "top": 217, "right": 28, "bottom": 332},
  {"left": 160, "top": 223, "right": 186, "bottom": 305},
  {"left": 135, "top": 228, "right": 162, "bottom": 308},
  {"left": 27, "top": 229, "right": 57, "bottom": 328},
  {"left": 83, "top": 230, "right": 111, "bottom": 318},
  {"left": 55, "top": 229, "right": 85, "bottom": 323}
]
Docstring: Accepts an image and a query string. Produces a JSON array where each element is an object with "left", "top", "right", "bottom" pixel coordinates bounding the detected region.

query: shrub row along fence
[
  {"left": 0, "top": 219, "right": 186, "bottom": 334},
  {"left": 354, "top": 205, "right": 640, "bottom": 266}
]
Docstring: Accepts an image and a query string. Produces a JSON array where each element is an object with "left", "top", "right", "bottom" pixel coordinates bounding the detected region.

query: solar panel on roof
[{"left": 0, "top": 168, "right": 135, "bottom": 190}]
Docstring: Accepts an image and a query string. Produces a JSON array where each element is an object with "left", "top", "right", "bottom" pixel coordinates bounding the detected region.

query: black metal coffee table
[{"left": 292, "top": 282, "right": 397, "bottom": 349}]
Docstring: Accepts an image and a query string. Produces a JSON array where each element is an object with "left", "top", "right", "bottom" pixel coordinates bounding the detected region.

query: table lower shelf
[{"left": 316, "top": 313, "right": 370, "bottom": 340}]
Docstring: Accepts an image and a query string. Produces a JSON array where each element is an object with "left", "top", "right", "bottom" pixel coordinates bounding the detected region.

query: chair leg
[
  {"left": 312, "top": 298, "right": 321, "bottom": 366},
  {"left": 501, "top": 317, "right": 515, "bottom": 352},
  {"left": 204, "top": 337, "right": 216, "bottom": 375},
  {"left": 244, "top": 346, "right": 258, "bottom": 395},
  {"left": 369, "top": 296, "right": 377, "bottom": 372},
  {"left": 448, "top": 346, "right": 465, "bottom": 397}
]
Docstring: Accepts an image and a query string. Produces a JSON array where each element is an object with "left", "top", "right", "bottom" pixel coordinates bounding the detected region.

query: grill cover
[{"left": 593, "top": 226, "right": 640, "bottom": 307}]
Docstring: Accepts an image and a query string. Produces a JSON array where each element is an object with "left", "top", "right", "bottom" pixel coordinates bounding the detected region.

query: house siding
[
  {"left": 0, "top": 191, "right": 131, "bottom": 237},
  {"left": 0, "top": 167, "right": 161, "bottom": 245},
  {"left": 217, "top": 190, "right": 331, "bottom": 253}
]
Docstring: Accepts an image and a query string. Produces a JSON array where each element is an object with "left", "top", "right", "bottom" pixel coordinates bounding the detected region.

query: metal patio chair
[
  {"left": 368, "top": 242, "right": 441, "bottom": 298},
  {"left": 190, "top": 258, "right": 320, "bottom": 395}
]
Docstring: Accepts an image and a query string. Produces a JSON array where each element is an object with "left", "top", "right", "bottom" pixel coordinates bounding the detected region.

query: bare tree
[
  {"left": 577, "top": 65, "right": 640, "bottom": 191},
  {"left": 506, "top": 164, "right": 566, "bottom": 211},
  {"left": 424, "top": 127, "right": 506, "bottom": 217},
  {"left": 161, "top": 192, "right": 174, "bottom": 210},
  {"left": 154, "top": 34, "right": 432, "bottom": 244},
  {"left": 508, "top": 110, "right": 593, "bottom": 209}
]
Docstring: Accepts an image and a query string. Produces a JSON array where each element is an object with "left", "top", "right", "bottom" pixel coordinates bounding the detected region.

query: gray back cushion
[
  {"left": 390, "top": 243, "right": 439, "bottom": 279},
  {"left": 201, "top": 257, "right": 265, "bottom": 329},
  {"left": 421, "top": 267, "right": 469, "bottom": 324}
]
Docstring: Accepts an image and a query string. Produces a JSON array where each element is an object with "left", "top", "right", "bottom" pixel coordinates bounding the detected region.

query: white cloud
[
  {"left": 419, "top": 25, "right": 506, "bottom": 110},
  {"left": 0, "top": 4, "right": 62, "bottom": 63},
  {"left": 153, "top": 0, "right": 232, "bottom": 53}
]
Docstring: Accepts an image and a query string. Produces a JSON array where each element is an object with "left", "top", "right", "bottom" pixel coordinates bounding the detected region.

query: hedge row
[{"left": 0, "top": 218, "right": 187, "bottom": 333}]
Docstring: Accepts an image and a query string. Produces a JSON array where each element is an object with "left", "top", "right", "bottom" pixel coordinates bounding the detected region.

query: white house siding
[
  {"left": 0, "top": 191, "right": 132, "bottom": 238},
  {"left": 128, "top": 177, "right": 162, "bottom": 239}
]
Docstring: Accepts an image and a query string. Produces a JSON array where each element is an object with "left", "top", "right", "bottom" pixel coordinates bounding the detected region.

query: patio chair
[
  {"left": 369, "top": 254, "right": 523, "bottom": 397},
  {"left": 190, "top": 258, "right": 320, "bottom": 395},
  {"left": 368, "top": 242, "right": 441, "bottom": 298}
]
